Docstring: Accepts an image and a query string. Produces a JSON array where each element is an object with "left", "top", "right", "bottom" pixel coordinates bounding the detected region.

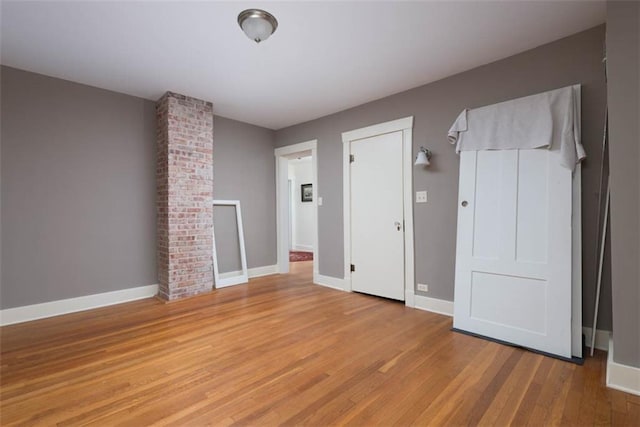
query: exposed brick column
[{"left": 156, "top": 92, "right": 214, "bottom": 301}]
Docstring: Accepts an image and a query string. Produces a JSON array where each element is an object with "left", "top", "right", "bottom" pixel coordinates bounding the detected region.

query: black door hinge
[
  {"left": 350, "top": 154, "right": 355, "bottom": 163},
  {"left": 350, "top": 264, "right": 355, "bottom": 272}
]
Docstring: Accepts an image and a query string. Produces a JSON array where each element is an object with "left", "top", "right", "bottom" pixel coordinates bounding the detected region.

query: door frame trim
[
  {"left": 341, "top": 117, "right": 414, "bottom": 303},
  {"left": 274, "top": 140, "right": 318, "bottom": 278}
]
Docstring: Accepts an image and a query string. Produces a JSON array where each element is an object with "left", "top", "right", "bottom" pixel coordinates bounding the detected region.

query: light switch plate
[
  {"left": 318, "top": 196, "right": 323, "bottom": 206},
  {"left": 416, "top": 191, "right": 427, "bottom": 203}
]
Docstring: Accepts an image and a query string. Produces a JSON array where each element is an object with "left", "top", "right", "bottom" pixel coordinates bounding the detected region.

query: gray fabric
[{"left": 448, "top": 86, "right": 585, "bottom": 170}]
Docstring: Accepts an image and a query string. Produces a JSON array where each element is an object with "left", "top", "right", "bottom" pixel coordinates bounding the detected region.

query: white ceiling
[{"left": 1, "top": 1, "right": 605, "bottom": 130}]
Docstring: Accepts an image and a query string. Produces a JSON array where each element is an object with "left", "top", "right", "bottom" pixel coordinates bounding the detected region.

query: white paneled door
[
  {"left": 350, "top": 131, "right": 405, "bottom": 301},
  {"left": 453, "top": 149, "right": 573, "bottom": 358}
]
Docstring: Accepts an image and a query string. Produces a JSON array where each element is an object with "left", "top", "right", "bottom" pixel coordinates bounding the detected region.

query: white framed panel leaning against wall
[{"left": 212, "top": 200, "right": 248, "bottom": 288}]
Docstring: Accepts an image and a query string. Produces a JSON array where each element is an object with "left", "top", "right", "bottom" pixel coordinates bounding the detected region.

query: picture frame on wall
[{"left": 301, "top": 183, "right": 313, "bottom": 202}]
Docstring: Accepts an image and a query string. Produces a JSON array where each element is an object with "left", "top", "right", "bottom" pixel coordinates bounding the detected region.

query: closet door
[
  {"left": 350, "top": 131, "right": 405, "bottom": 301},
  {"left": 453, "top": 148, "right": 573, "bottom": 358}
]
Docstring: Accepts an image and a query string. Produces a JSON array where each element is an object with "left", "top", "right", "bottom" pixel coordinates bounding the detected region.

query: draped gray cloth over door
[{"left": 447, "top": 85, "right": 585, "bottom": 171}]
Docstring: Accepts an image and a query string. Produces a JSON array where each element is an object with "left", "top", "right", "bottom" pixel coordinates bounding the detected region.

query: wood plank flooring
[{"left": 1, "top": 261, "right": 638, "bottom": 426}]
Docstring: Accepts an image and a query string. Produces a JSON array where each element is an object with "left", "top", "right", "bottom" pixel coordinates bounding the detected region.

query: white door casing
[
  {"left": 274, "top": 140, "right": 318, "bottom": 278},
  {"left": 288, "top": 179, "right": 294, "bottom": 251},
  {"left": 453, "top": 148, "right": 573, "bottom": 358},
  {"left": 342, "top": 117, "right": 414, "bottom": 302},
  {"left": 350, "top": 131, "right": 405, "bottom": 300}
]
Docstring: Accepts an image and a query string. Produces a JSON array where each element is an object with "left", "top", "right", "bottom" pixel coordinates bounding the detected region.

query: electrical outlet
[
  {"left": 417, "top": 283, "right": 429, "bottom": 292},
  {"left": 416, "top": 191, "right": 427, "bottom": 203}
]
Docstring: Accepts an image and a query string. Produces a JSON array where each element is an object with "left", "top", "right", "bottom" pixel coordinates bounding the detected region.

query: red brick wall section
[{"left": 156, "top": 92, "right": 214, "bottom": 301}]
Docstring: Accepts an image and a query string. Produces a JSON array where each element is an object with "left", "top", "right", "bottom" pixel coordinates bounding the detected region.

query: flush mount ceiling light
[{"left": 237, "top": 9, "right": 278, "bottom": 43}]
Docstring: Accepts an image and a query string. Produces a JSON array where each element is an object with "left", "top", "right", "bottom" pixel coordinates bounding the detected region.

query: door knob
[
  {"left": 461, "top": 201, "right": 468, "bottom": 207},
  {"left": 395, "top": 221, "right": 402, "bottom": 231}
]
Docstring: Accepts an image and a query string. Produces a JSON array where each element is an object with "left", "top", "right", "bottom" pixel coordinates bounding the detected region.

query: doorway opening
[
  {"left": 275, "top": 140, "right": 318, "bottom": 281},
  {"left": 288, "top": 155, "right": 314, "bottom": 267}
]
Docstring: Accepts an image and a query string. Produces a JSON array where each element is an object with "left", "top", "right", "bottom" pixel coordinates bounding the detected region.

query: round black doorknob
[{"left": 461, "top": 201, "right": 468, "bottom": 207}]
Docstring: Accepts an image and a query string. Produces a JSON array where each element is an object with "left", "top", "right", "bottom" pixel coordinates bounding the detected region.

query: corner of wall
[{"left": 606, "top": 337, "right": 640, "bottom": 396}]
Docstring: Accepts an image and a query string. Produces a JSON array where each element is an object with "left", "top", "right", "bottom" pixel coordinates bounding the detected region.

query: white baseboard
[
  {"left": 582, "top": 327, "right": 611, "bottom": 352},
  {"left": 292, "top": 245, "right": 313, "bottom": 252},
  {"left": 219, "top": 264, "right": 278, "bottom": 280},
  {"left": 0, "top": 284, "right": 159, "bottom": 326},
  {"left": 313, "top": 273, "right": 347, "bottom": 291},
  {"left": 607, "top": 337, "right": 640, "bottom": 396},
  {"left": 413, "top": 293, "right": 454, "bottom": 317}
]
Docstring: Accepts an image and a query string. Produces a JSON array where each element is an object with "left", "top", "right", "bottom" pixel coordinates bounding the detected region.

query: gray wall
[
  {"left": 1, "top": 66, "right": 157, "bottom": 308},
  {"left": 212, "top": 116, "right": 276, "bottom": 272},
  {"left": 606, "top": 1, "right": 639, "bottom": 368},
  {"left": 275, "top": 26, "right": 611, "bottom": 329},
  {"left": 0, "top": 68, "right": 278, "bottom": 308}
]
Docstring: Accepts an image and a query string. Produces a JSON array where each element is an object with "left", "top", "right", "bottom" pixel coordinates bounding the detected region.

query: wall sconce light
[{"left": 415, "top": 147, "right": 432, "bottom": 166}]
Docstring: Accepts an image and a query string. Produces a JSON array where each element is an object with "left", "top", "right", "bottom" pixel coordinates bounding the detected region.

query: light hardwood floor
[{"left": 1, "top": 261, "right": 638, "bottom": 426}]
